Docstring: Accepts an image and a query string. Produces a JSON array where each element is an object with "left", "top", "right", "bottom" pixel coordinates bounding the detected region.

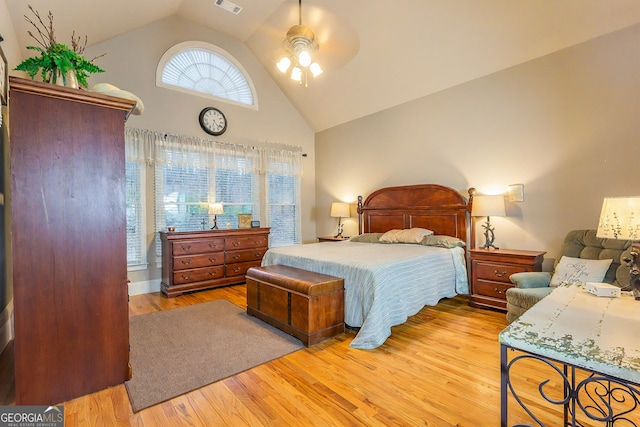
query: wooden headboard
[{"left": 357, "top": 184, "right": 474, "bottom": 245}]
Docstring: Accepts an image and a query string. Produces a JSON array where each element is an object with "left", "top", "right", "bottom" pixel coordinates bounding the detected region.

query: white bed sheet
[{"left": 261, "top": 241, "right": 468, "bottom": 349}]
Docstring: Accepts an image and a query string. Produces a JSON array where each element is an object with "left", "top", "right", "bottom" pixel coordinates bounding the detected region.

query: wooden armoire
[{"left": 8, "top": 77, "right": 136, "bottom": 405}]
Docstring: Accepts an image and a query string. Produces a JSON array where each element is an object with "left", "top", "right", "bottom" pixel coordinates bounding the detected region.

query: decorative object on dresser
[
  {"left": 330, "top": 202, "right": 350, "bottom": 238},
  {"left": 208, "top": 202, "right": 224, "bottom": 229},
  {"left": 469, "top": 248, "right": 545, "bottom": 311},
  {"left": 8, "top": 77, "right": 136, "bottom": 405},
  {"left": 471, "top": 194, "right": 506, "bottom": 249},
  {"left": 238, "top": 213, "right": 252, "bottom": 228},
  {"left": 596, "top": 196, "right": 640, "bottom": 300},
  {"left": 160, "top": 228, "right": 269, "bottom": 297}
]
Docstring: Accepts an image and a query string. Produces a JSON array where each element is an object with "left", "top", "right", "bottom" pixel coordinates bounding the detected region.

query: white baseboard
[
  {"left": 0, "top": 300, "right": 14, "bottom": 355},
  {"left": 128, "top": 279, "right": 162, "bottom": 296}
]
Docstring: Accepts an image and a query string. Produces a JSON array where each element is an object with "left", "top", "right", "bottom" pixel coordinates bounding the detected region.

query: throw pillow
[
  {"left": 350, "top": 233, "right": 384, "bottom": 243},
  {"left": 549, "top": 256, "right": 613, "bottom": 287},
  {"left": 379, "top": 228, "right": 434, "bottom": 244},
  {"left": 420, "top": 235, "right": 466, "bottom": 248}
]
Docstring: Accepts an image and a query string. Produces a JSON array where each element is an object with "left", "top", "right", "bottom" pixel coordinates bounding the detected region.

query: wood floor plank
[{"left": 2, "top": 284, "right": 633, "bottom": 426}]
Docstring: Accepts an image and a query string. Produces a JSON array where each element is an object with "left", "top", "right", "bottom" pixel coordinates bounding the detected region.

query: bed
[{"left": 262, "top": 184, "right": 474, "bottom": 349}]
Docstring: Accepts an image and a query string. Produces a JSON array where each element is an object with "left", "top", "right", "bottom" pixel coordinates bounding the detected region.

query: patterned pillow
[
  {"left": 379, "top": 228, "right": 434, "bottom": 244},
  {"left": 549, "top": 256, "right": 612, "bottom": 287}
]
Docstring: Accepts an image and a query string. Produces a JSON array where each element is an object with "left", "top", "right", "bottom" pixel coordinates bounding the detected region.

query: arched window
[{"left": 156, "top": 41, "right": 257, "bottom": 109}]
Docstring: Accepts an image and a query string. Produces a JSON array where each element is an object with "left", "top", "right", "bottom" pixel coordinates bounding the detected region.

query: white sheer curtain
[{"left": 124, "top": 127, "right": 303, "bottom": 264}]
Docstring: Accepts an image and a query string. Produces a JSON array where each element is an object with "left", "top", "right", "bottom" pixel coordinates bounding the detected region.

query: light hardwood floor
[{"left": 1, "top": 285, "right": 631, "bottom": 426}]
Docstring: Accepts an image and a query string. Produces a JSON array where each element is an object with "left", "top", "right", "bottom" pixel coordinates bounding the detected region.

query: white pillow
[
  {"left": 379, "top": 228, "right": 434, "bottom": 244},
  {"left": 550, "top": 256, "right": 613, "bottom": 287}
]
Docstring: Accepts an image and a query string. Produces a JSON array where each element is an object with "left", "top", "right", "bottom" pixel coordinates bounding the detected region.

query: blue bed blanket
[{"left": 262, "top": 241, "right": 468, "bottom": 349}]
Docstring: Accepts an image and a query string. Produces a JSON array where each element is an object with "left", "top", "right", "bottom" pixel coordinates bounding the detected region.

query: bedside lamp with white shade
[
  {"left": 596, "top": 196, "right": 640, "bottom": 300},
  {"left": 471, "top": 195, "right": 506, "bottom": 250},
  {"left": 330, "top": 202, "right": 350, "bottom": 238}
]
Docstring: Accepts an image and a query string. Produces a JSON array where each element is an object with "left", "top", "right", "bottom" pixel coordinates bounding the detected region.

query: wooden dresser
[
  {"left": 8, "top": 77, "right": 135, "bottom": 405},
  {"left": 469, "top": 248, "right": 546, "bottom": 311},
  {"left": 161, "top": 228, "right": 270, "bottom": 297}
]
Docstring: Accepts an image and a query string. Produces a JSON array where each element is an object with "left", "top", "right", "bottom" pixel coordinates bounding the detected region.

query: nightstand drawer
[
  {"left": 475, "top": 262, "right": 531, "bottom": 283},
  {"left": 474, "top": 279, "right": 513, "bottom": 299}
]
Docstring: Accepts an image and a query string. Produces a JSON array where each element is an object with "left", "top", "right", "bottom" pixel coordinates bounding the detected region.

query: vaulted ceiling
[{"left": 7, "top": 0, "right": 640, "bottom": 131}]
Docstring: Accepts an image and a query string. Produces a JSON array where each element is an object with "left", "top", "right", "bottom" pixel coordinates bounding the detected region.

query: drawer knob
[
  {"left": 208, "top": 271, "right": 217, "bottom": 276},
  {"left": 232, "top": 267, "right": 241, "bottom": 273},
  {"left": 208, "top": 243, "right": 218, "bottom": 249},
  {"left": 181, "top": 259, "right": 192, "bottom": 266},
  {"left": 232, "top": 241, "right": 240, "bottom": 247},
  {"left": 181, "top": 244, "right": 191, "bottom": 251},
  {"left": 209, "top": 257, "right": 217, "bottom": 263},
  {"left": 494, "top": 287, "right": 504, "bottom": 294},
  {"left": 493, "top": 270, "right": 508, "bottom": 277},
  {"left": 254, "top": 252, "right": 261, "bottom": 258},
  {"left": 181, "top": 273, "right": 191, "bottom": 280}
]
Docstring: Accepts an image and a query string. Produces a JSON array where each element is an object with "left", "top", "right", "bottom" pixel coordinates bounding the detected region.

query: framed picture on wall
[
  {"left": 238, "top": 214, "right": 252, "bottom": 228},
  {"left": 0, "top": 40, "right": 7, "bottom": 106}
]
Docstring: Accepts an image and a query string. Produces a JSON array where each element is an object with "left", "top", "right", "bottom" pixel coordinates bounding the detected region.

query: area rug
[{"left": 125, "top": 299, "right": 303, "bottom": 412}]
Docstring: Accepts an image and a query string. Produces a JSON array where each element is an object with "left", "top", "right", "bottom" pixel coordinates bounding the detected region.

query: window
[
  {"left": 267, "top": 172, "right": 301, "bottom": 247},
  {"left": 125, "top": 128, "right": 302, "bottom": 265},
  {"left": 157, "top": 41, "right": 257, "bottom": 109},
  {"left": 125, "top": 160, "right": 146, "bottom": 268}
]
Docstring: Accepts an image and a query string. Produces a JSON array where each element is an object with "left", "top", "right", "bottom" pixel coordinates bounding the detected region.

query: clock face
[{"left": 199, "top": 107, "right": 227, "bottom": 136}]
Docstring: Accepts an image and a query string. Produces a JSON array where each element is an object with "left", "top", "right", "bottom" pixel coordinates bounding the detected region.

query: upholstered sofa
[{"left": 505, "top": 229, "right": 632, "bottom": 323}]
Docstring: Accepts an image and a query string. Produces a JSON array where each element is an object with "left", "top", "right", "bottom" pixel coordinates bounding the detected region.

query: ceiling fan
[{"left": 248, "top": 0, "right": 360, "bottom": 87}]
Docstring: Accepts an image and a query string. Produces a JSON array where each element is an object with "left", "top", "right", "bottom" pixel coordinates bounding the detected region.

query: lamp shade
[
  {"left": 471, "top": 195, "right": 506, "bottom": 217},
  {"left": 596, "top": 196, "right": 640, "bottom": 240},
  {"left": 330, "top": 202, "right": 350, "bottom": 218},
  {"left": 208, "top": 203, "right": 224, "bottom": 215}
]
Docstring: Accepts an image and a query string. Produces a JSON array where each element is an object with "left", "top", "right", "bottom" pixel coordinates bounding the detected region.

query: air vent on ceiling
[{"left": 215, "top": 0, "right": 242, "bottom": 15}]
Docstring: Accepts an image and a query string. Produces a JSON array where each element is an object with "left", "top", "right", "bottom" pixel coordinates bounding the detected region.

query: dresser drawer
[
  {"left": 225, "top": 248, "right": 267, "bottom": 264},
  {"left": 225, "top": 236, "right": 268, "bottom": 251},
  {"left": 226, "top": 260, "right": 262, "bottom": 277},
  {"left": 172, "top": 238, "right": 224, "bottom": 256},
  {"left": 474, "top": 262, "right": 531, "bottom": 284},
  {"left": 474, "top": 279, "right": 513, "bottom": 299},
  {"left": 173, "top": 253, "right": 225, "bottom": 271},
  {"left": 173, "top": 266, "right": 225, "bottom": 285}
]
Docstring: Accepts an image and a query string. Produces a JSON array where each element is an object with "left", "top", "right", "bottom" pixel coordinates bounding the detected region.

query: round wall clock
[{"left": 198, "top": 107, "right": 227, "bottom": 136}]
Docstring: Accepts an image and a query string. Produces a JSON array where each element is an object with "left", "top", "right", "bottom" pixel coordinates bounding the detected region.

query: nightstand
[
  {"left": 469, "top": 248, "right": 546, "bottom": 311},
  {"left": 317, "top": 236, "right": 350, "bottom": 242}
]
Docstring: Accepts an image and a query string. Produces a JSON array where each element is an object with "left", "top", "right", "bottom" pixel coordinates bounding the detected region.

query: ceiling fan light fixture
[
  {"left": 291, "top": 67, "right": 303, "bottom": 82},
  {"left": 298, "top": 50, "right": 312, "bottom": 67},
  {"left": 276, "top": 57, "right": 291, "bottom": 73},
  {"left": 276, "top": 0, "right": 322, "bottom": 86},
  {"left": 310, "top": 62, "right": 323, "bottom": 77}
]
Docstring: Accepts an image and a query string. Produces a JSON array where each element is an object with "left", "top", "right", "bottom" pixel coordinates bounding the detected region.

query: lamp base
[
  {"left": 624, "top": 243, "right": 640, "bottom": 300},
  {"left": 210, "top": 215, "right": 219, "bottom": 230},
  {"left": 479, "top": 217, "right": 499, "bottom": 250}
]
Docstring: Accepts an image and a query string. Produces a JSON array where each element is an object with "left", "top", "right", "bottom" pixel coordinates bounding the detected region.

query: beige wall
[{"left": 316, "top": 24, "right": 640, "bottom": 267}]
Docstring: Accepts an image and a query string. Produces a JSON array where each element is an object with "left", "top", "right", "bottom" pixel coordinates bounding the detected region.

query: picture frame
[
  {"left": 251, "top": 220, "right": 260, "bottom": 228},
  {"left": 0, "top": 41, "right": 7, "bottom": 106},
  {"left": 238, "top": 213, "right": 252, "bottom": 228}
]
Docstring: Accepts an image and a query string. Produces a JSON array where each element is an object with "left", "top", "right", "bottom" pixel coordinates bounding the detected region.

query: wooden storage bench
[{"left": 246, "top": 265, "right": 345, "bottom": 346}]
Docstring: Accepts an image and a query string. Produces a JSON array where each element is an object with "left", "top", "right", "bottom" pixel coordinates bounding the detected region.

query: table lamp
[
  {"left": 330, "top": 202, "right": 350, "bottom": 238},
  {"left": 596, "top": 196, "right": 640, "bottom": 300},
  {"left": 471, "top": 195, "right": 506, "bottom": 249},
  {"left": 209, "top": 203, "right": 224, "bottom": 229}
]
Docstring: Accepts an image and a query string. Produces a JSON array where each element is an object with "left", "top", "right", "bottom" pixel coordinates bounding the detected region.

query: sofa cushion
[{"left": 510, "top": 272, "right": 552, "bottom": 289}]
